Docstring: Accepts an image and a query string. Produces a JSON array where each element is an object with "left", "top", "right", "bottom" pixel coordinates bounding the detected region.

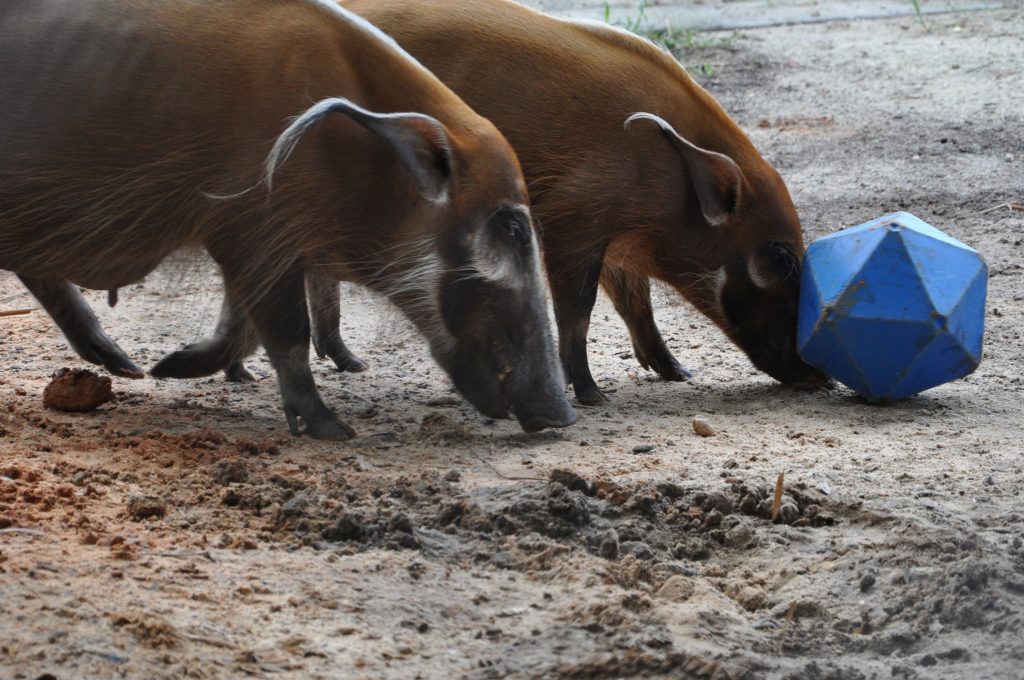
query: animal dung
[
  {"left": 692, "top": 416, "right": 716, "bottom": 437},
  {"left": 42, "top": 368, "right": 113, "bottom": 412},
  {"left": 797, "top": 212, "right": 987, "bottom": 401}
]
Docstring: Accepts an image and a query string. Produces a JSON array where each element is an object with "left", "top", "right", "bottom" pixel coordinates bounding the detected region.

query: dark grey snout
[{"left": 515, "top": 400, "right": 579, "bottom": 433}]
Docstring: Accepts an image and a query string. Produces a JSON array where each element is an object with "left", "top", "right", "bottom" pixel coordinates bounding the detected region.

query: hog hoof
[
  {"left": 152, "top": 344, "right": 226, "bottom": 380},
  {"left": 332, "top": 353, "right": 368, "bottom": 373},
  {"left": 224, "top": 362, "right": 258, "bottom": 384},
  {"left": 634, "top": 344, "right": 691, "bottom": 382},
  {"left": 648, "top": 355, "right": 693, "bottom": 382},
  {"left": 283, "top": 404, "right": 355, "bottom": 440},
  {"left": 574, "top": 383, "right": 609, "bottom": 407},
  {"left": 82, "top": 333, "right": 144, "bottom": 379}
]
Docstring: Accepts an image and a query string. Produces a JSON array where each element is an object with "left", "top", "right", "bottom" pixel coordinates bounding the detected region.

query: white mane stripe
[{"left": 306, "top": 0, "right": 436, "bottom": 80}]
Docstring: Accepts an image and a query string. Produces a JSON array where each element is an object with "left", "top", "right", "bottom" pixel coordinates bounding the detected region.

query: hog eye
[
  {"left": 760, "top": 241, "right": 799, "bottom": 283},
  {"left": 492, "top": 207, "right": 532, "bottom": 249}
]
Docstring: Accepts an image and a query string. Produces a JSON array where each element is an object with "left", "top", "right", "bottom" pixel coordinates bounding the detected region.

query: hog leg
[
  {"left": 549, "top": 252, "right": 608, "bottom": 406},
  {"left": 601, "top": 265, "right": 692, "bottom": 382},
  {"left": 306, "top": 272, "right": 368, "bottom": 372},
  {"left": 17, "top": 274, "right": 144, "bottom": 379},
  {"left": 152, "top": 291, "right": 260, "bottom": 383},
  {"left": 231, "top": 263, "right": 353, "bottom": 440}
]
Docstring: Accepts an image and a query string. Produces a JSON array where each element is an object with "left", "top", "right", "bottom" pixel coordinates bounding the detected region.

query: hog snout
[
  {"left": 514, "top": 400, "right": 579, "bottom": 432},
  {"left": 453, "top": 361, "right": 578, "bottom": 432},
  {"left": 504, "top": 352, "right": 579, "bottom": 432},
  {"left": 752, "top": 346, "right": 830, "bottom": 389}
]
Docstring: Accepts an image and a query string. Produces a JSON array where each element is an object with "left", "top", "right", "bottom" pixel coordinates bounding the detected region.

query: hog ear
[
  {"left": 266, "top": 97, "right": 453, "bottom": 204},
  {"left": 625, "top": 112, "right": 742, "bottom": 226}
]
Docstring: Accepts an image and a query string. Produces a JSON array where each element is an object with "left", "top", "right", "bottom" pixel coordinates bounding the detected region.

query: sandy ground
[{"left": 2, "top": 2, "right": 1023, "bottom": 679}]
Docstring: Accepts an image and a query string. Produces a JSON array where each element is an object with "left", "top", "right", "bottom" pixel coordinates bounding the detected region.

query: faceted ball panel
[{"left": 797, "top": 212, "right": 987, "bottom": 401}]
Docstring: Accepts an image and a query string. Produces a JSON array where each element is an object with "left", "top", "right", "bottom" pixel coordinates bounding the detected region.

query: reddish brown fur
[
  {"left": 1, "top": 0, "right": 522, "bottom": 302},
  {"left": 1, "top": 0, "right": 576, "bottom": 436},
  {"left": 345, "top": 0, "right": 822, "bottom": 400}
]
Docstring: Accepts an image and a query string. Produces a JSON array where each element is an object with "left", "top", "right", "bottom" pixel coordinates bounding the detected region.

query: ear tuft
[
  {"left": 266, "top": 97, "right": 453, "bottom": 204},
  {"left": 625, "top": 112, "right": 742, "bottom": 226}
]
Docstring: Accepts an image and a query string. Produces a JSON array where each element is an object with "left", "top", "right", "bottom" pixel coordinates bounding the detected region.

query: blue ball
[{"left": 797, "top": 212, "right": 987, "bottom": 401}]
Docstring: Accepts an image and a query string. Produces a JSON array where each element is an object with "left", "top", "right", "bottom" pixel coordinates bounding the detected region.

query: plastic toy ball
[{"left": 797, "top": 212, "right": 987, "bottom": 401}]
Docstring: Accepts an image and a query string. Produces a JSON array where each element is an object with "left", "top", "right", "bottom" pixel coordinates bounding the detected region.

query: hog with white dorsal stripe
[
  {"left": 0, "top": 0, "right": 577, "bottom": 436},
  {"left": 165, "top": 0, "right": 827, "bottom": 402}
]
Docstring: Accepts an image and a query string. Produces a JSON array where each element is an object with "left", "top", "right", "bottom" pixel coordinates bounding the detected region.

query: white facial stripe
[
  {"left": 380, "top": 250, "right": 455, "bottom": 351},
  {"left": 713, "top": 266, "right": 728, "bottom": 313},
  {"left": 471, "top": 204, "right": 535, "bottom": 289}
]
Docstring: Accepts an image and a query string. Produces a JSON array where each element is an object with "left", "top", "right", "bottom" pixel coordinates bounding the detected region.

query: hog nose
[
  {"left": 782, "top": 364, "right": 831, "bottom": 390},
  {"left": 516, "top": 401, "right": 579, "bottom": 432}
]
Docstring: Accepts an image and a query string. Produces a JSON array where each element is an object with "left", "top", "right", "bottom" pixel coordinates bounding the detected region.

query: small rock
[
  {"left": 620, "top": 541, "right": 654, "bottom": 560},
  {"left": 734, "top": 585, "right": 768, "bottom": 611},
  {"left": 550, "top": 469, "right": 592, "bottom": 495},
  {"left": 213, "top": 460, "right": 248, "bottom": 485},
  {"left": 703, "top": 509, "right": 723, "bottom": 529},
  {"left": 598, "top": 530, "right": 620, "bottom": 560},
  {"left": 725, "top": 524, "right": 755, "bottom": 549},
  {"left": 655, "top": 575, "right": 696, "bottom": 602},
  {"left": 43, "top": 368, "right": 112, "bottom": 412},
  {"left": 777, "top": 501, "right": 800, "bottom": 525},
  {"left": 444, "top": 470, "right": 461, "bottom": 483},
  {"left": 738, "top": 493, "right": 760, "bottom": 514},
  {"left": 860, "top": 573, "right": 876, "bottom": 592},
  {"left": 692, "top": 416, "right": 715, "bottom": 437},
  {"left": 127, "top": 495, "right": 167, "bottom": 520},
  {"left": 388, "top": 512, "right": 414, "bottom": 535},
  {"left": 631, "top": 444, "right": 655, "bottom": 454},
  {"left": 279, "top": 492, "right": 311, "bottom": 519},
  {"left": 673, "top": 538, "right": 709, "bottom": 560},
  {"left": 919, "top": 654, "right": 937, "bottom": 667},
  {"left": 323, "top": 514, "right": 364, "bottom": 542},
  {"left": 702, "top": 491, "right": 734, "bottom": 516}
]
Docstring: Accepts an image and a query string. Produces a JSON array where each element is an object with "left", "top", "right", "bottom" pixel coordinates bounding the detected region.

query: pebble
[
  {"left": 213, "top": 460, "right": 248, "bottom": 485},
  {"left": 127, "top": 495, "right": 167, "bottom": 520},
  {"left": 655, "top": 575, "right": 696, "bottom": 602},
  {"left": 734, "top": 585, "right": 768, "bottom": 611},
  {"left": 323, "top": 514, "right": 364, "bottom": 542},
  {"left": 725, "top": 524, "right": 755, "bottom": 549},
  {"left": 388, "top": 512, "right": 414, "bottom": 535},
  {"left": 43, "top": 368, "right": 112, "bottom": 412},
  {"left": 598, "top": 529, "right": 619, "bottom": 560},
  {"left": 692, "top": 416, "right": 716, "bottom": 437},
  {"left": 673, "top": 538, "right": 709, "bottom": 561},
  {"left": 550, "top": 469, "right": 592, "bottom": 495},
  {"left": 631, "top": 444, "right": 655, "bottom": 454},
  {"left": 620, "top": 541, "right": 654, "bottom": 560},
  {"left": 860, "top": 573, "right": 877, "bottom": 592},
  {"left": 778, "top": 501, "right": 801, "bottom": 525}
]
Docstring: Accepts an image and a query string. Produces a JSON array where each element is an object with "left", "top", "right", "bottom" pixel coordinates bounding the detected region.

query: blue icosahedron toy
[{"left": 797, "top": 212, "right": 987, "bottom": 401}]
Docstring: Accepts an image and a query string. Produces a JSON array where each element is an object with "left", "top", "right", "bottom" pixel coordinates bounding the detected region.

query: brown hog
[
  {"left": 0, "top": 0, "right": 577, "bottom": 436},
  {"left": 340, "top": 0, "right": 830, "bottom": 404},
  {"left": 170, "top": 0, "right": 827, "bottom": 403}
]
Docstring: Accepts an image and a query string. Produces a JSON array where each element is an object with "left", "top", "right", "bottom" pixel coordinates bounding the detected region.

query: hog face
[
  {"left": 349, "top": 111, "right": 578, "bottom": 431},
  {"left": 269, "top": 98, "right": 577, "bottom": 431},
  {"left": 430, "top": 202, "right": 577, "bottom": 431},
  {"left": 626, "top": 112, "right": 826, "bottom": 388},
  {"left": 717, "top": 239, "right": 826, "bottom": 387}
]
